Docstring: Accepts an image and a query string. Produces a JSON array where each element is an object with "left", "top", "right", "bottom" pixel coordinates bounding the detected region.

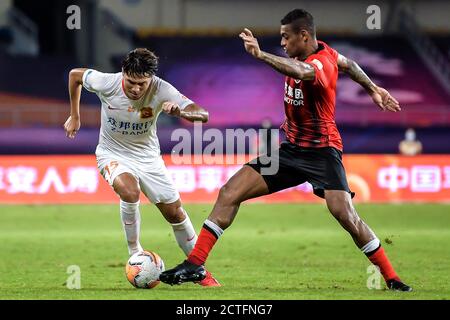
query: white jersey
[{"left": 82, "top": 69, "right": 193, "bottom": 164}]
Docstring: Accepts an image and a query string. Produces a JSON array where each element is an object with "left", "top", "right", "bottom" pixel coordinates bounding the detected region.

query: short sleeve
[
  {"left": 82, "top": 69, "right": 118, "bottom": 95},
  {"left": 159, "top": 79, "right": 194, "bottom": 110},
  {"left": 307, "top": 55, "right": 334, "bottom": 87},
  {"left": 329, "top": 47, "right": 339, "bottom": 60}
]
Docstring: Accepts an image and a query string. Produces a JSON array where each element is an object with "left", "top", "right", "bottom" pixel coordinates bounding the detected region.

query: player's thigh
[
  {"left": 97, "top": 158, "right": 140, "bottom": 201},
  {"left": 138, "top": 159, "right": 180, "bottom": 206},
  {"left": 243, "top": 145, "right": 307, "bottom": 199},
  {"left": 113, "top": 173, "right": 141, "bottom": 201},
  {"left": 219, "top": 165, "right": 270, "bottom": 204},
  {"left": 298, "top": 147, "right": 354, "bottom": 199},
  {"left": 324, "top": 189, "right": 354, "bottom": 219}
]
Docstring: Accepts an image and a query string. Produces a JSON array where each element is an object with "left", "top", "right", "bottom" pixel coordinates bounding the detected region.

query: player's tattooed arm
[
  {"left": 337, "top": 54, "right": 401, "bottom": 112},
  {"left": 337, "top": 54, "right": 376, "bottom": 92},
  {"left": 163, "top": 102, "right": 209, "bottom": 123},
  {"left": 64, "top": 68, "right": 87, "bottom": 138},
  {"left": 259, "top": 51, "right": 315, "bottom": 80},
  {"left": 239, "top": 28, "right": 315, "bottom": 80}
]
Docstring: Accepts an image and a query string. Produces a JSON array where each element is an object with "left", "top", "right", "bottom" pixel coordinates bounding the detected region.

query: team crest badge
[{"left": 140, "top": 107, "right": 153, "bottom": 118}]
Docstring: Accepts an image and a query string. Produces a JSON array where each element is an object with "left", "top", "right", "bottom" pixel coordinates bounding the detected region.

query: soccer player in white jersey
[{"left": 64, "top": 48, "right": 220, "bottom": 286}]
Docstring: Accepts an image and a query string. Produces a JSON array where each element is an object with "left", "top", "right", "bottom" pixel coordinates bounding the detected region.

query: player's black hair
[
  {"left": 122, "top": 48, "right": 158, "bottom": 78},
  {"left": 281, "top": 9, "right": 315, "bottom": 36}
]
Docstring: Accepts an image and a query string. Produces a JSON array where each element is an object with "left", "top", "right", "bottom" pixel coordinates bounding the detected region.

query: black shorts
[{"left": 246, "top": 141, "right": 354, "bottom": 199}]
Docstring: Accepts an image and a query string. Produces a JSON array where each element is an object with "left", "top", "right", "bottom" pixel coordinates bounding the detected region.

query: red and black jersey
[{"left": 281, "top": 40, "right": 343, "bottom": 151}]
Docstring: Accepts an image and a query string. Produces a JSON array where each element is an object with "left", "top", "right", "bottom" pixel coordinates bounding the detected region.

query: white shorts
[{"left": 96, "top": 154, "right": 180, "bottom": 204}]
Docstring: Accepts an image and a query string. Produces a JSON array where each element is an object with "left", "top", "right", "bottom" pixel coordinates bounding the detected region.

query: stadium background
[{"left": 0, "top": 0, "right": 449, "bottom": 300}]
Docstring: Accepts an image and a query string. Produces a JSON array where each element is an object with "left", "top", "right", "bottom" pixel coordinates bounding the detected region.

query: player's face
[
  {"left": 280, "top": 24, "right": 307, "bottom": 58},
  {"left": 122, "top": 73, "right": 152, "bottom": 100}
]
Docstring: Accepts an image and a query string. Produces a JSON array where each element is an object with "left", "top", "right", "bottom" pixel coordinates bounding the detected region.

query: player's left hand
[
  {"left": 370, "top": 86, "right": 401, "bottom": 112},
  {"left": 162, "top": 101, "right": 181, "bottom": 117},
  {"left": 239, "top": 28, "right": 262, "bottom": 59}
]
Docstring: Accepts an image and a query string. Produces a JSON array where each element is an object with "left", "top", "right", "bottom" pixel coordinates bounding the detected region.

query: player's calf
[{"left": 120, "top": 199, "right": 143, "bottom": 256}]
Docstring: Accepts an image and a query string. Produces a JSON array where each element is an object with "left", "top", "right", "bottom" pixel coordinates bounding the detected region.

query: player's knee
[
  {"left": 329, "top": 205, "right": 344, "bottom": 222},
  {"left": 218, "top": 184, "right": 241, "bottom": 206},
  {"left": 168, "top": 206, "right": 185, "bottom": 223},
  {"left": 118, "top": 188, "right": 140, "bottom": 203},
  {"left": 157, "top": 201, "right": 185, "bottom": 224},
  {"left": 341, "top": 211, "right": 358, "bottom": 228},
  {"left": 328, "top": 199, "right": 355, "bottom": 224},
  {"left": 332, "top": 208, "right": 360, "bottom": 236}
]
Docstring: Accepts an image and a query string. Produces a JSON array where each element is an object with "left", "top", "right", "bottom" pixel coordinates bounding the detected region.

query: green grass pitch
[{"left": 0, "top": 203, "right": 449, "bottom": 300}]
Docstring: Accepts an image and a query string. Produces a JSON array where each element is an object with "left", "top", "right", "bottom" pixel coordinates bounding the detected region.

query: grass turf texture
[{"left": 0, "top": 203, "right": 449, "bottom": 300}]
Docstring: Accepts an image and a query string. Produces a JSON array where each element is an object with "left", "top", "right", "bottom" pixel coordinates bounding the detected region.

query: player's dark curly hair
[
  {"left": 281, "top": 9, "right": 315, "bottom": 36},
  {"left": 122, "top": 48, "right": 158, "bottom": 78}
]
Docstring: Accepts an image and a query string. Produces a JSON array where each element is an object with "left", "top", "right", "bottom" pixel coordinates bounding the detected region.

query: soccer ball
[{"left": 125, "top": 250, "right": 165, "bottom": 289}]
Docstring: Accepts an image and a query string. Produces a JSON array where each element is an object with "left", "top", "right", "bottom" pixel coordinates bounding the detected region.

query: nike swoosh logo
[
  {"left": 108, "top": 105, "right": 121, "bottom": 110},
  {"left": 187, "top": 235, "right": 196, "bottom": 242}
]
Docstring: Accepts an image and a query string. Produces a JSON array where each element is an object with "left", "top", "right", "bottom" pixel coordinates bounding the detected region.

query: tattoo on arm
[
  {"left": 259, "top": 51, "right": 315, "bottom": 80},
  {"left": 338, "top": 54, "right": 376, "bottom": 92}
]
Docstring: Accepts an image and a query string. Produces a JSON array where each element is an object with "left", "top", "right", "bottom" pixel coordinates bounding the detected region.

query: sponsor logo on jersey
[
  {"left": 284, "top": 83, "right": 304, "bottom": 107},
  {"left": 107, "top": 117, "right": 153, "bottom": 135}
]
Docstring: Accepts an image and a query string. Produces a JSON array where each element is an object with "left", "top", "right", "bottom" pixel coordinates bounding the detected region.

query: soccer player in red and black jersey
[{"left": 160, "top": 9, "right": 412, "bottom": 291}]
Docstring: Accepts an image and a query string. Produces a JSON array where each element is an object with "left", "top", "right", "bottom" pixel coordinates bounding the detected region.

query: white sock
[
  {"left": 120, "top": 199, "right": 143, "bottom": 256},
  {"left": 361, "top": 238, "right": 381, "bottom": 254},
  {"left": 204, "top": 219, "right": 224, "bottom": 238},
  {"left": 171, "top": 209, "right": 197, "bottom": 256}
]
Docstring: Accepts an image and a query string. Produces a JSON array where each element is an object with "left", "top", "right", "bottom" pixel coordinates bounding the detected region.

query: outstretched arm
[
  {"left": 239, "top": 28, "right": 315, "bottom": 80},
  {"left": 162, "top": 102, "right": 209, "bottom": 123},
  {"left": 64, "top": 68, "right": 87, "bottom": 138},
  {"left": 337, "top": 54, "right": 401, "bottom": 112}
]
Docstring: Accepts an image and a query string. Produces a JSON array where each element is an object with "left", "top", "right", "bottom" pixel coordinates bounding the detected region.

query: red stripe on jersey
[{"left": 281, "top": 41, "right": 343, "bottom": 151}]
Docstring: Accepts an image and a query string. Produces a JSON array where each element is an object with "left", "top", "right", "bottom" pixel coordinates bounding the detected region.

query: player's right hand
[
  {"left": 64, "top": 116, "right": 81, "bottom": 139},
  {"left": 162, "top": 101, "right": 181, "bottom": 117},
  {"left": 370, "top": 86, "right": 401, "bottom": 112},
  {"left": 239, "top": 28, "right": 262, "bottom": 59}
]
